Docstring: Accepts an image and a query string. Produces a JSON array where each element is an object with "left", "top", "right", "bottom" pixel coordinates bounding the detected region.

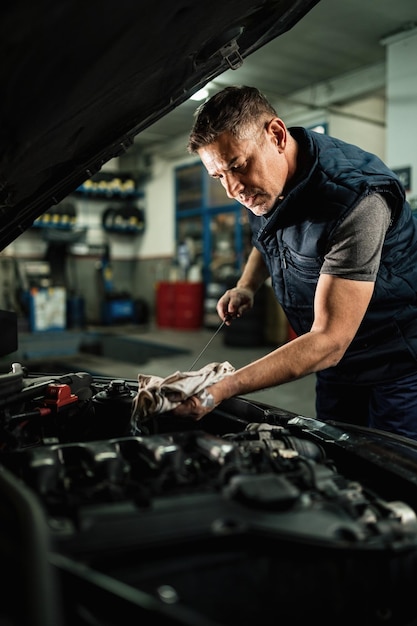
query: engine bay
[{"left": 1, "top": 363, "right": 417, "bottom": 625}]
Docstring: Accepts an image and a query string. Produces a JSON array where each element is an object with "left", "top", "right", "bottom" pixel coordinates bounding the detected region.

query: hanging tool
[{"left": 189, "top": 315, "right": 231, "bottom": 370}]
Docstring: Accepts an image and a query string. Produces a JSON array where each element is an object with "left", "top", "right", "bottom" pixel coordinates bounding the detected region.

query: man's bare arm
[{"left": 174, "top": 273, "right": 374, "bottom": 419}]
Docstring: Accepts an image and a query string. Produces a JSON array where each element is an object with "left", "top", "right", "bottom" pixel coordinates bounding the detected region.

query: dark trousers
[{"left": 316, "top": 370, "right": 417, "bottom": 441}]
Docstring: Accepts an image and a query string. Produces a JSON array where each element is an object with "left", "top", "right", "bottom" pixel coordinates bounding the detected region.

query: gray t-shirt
[{"left": 320, "top": 193, "right": 391, "bottom": 281}]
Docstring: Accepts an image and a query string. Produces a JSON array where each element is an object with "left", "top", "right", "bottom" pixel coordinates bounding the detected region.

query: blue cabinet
[{"left": 175, "top": 162, "right": 251, "bottom": 284}]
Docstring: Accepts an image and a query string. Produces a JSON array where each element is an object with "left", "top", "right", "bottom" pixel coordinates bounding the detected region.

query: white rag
[{"left": 132, "top": 361, "right": 235, "bottom": 419}]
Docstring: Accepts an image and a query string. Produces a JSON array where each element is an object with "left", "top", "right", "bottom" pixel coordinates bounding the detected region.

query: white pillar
[{"left": 383, "top": 26, "right": 417, "bottom": 207}]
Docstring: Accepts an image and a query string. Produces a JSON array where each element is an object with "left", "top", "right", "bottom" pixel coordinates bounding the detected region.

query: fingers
[{"left": 217, "top": 287, "right": 254, "bottom": 321}]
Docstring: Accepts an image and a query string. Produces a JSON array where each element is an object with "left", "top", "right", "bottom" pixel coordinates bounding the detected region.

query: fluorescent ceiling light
[{"left": 190, "top": 87, "right": 209, "bottom": 101}]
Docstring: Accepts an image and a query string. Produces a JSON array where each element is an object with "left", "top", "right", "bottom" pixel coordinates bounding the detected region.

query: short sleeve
[{"left": 320, "top": 193, "right": 391, "bottom": 281}]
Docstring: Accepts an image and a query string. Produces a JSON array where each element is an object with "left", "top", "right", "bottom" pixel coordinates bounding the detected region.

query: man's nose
[{"left": 222, "top": 172, "right": 243, "bottom": 198}]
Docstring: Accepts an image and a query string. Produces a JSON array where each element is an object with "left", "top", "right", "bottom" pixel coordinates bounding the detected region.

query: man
[{"left": 173, "top": 85, "right": 417, "bottom": 440}]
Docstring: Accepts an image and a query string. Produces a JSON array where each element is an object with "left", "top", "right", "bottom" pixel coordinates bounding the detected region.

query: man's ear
[{"left": 267, "top": 118, "right": 286, "bottom": 151}]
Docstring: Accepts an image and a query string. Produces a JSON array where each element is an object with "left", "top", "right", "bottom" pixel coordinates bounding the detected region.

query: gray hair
[{"left": 187, "top": 85, "right": 278, "bottom": 153}]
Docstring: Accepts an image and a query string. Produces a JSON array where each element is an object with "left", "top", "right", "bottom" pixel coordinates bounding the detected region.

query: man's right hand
[{"left": 217, "top": 286, "right": 255, "bottom": 323}]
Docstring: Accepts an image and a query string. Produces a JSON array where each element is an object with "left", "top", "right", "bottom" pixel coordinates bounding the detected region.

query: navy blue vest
[{"left": 249, "top": 127, "right": 417, "bottom": 384}]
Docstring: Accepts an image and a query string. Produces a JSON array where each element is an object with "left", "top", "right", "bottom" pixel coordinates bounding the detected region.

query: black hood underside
[{"left": 0, "top": 0, "right": 319, "bottom": 251}]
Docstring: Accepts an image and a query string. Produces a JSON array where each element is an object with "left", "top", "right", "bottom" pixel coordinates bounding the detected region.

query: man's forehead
[{"left": 199, "top": 138, "right": 248, "bottom": 173}]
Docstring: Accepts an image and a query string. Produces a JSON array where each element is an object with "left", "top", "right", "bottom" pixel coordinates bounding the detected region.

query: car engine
[{"left": 1, "top": 363, "right": 417, "bottom": 626}]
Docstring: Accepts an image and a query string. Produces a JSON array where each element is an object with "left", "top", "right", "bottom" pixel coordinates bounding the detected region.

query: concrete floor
[{"left": 66, "top": 321, "right": 317, "bottom": 418}]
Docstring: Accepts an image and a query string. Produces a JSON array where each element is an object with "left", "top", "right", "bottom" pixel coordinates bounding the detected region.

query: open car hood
[{"left": 0, "top": 0, "right": 319, "bottom": 252}]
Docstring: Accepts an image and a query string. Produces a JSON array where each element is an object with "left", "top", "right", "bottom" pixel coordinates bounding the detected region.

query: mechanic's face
[{"left": 198, "top": 118, "right": 290, "bottom": 216}]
